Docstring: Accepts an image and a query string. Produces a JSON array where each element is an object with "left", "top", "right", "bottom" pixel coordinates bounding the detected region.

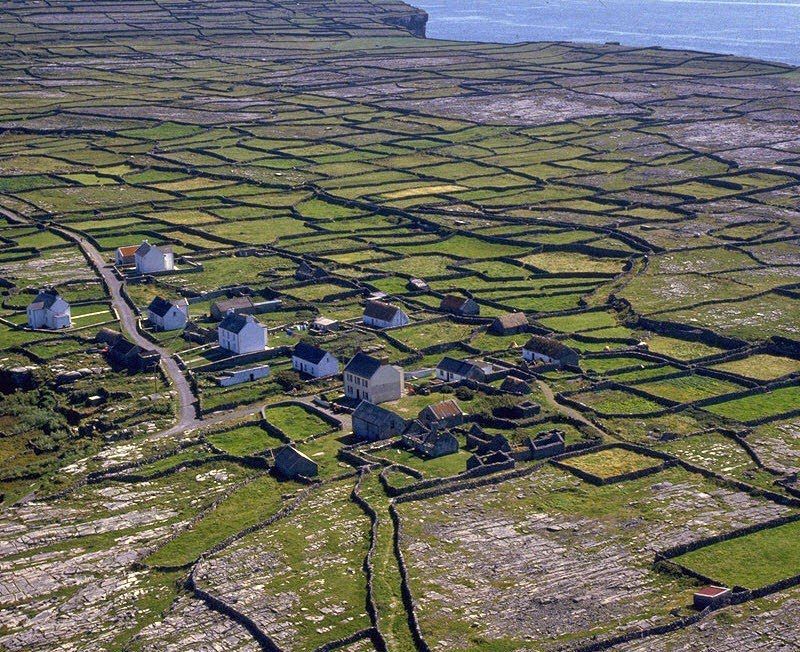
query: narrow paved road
[{"left": 1, "top": 208, "right": 197, "bottom": 428}]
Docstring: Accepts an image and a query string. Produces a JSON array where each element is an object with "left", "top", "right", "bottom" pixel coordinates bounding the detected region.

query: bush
[
  {"left": 455, "top": 386, "right": 474, "bottom": 401},
  {"left": 274, "top": 369, "right": 303, "bottom": 391}
]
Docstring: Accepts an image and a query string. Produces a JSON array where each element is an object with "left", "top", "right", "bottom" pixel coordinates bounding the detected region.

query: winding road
[{"left": 1, "top": 208, "right": 198, "bottom": 430}]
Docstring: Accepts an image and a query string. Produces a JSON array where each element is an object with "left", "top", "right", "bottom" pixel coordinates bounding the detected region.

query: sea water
[{"left": 412, "top": 0, "right": 800, "bottom": 66}]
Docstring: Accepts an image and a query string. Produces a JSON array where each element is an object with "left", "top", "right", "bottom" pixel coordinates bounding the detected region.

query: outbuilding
[
  {"left": 440, "top": 295, "right": 480, "bottom": 317},
  {"left": 352, "top": 401, "right": 407, "bottom": 441},
  {"left": 274, "top": 445, "right": 318, "bottom": 479}
]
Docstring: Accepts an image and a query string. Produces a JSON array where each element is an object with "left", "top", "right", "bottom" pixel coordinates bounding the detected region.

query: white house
[
  {"left": 147, "top": 296, "right": 189, "bottom": 331},
  {"left": 27, "top": 289, "right": 71, "bottom": 329},
  {"left": 292, "top": 342, "right": 339, "bottom": 378},
  {"left": 218, "top": 311, "right": 268, "bottom": 354},
  {"left": 363, "top": 300, "right": 409, "bottom": 330},
  {"left": 522, "top": 335, "right": 579, "bottom": 367},
  {"left": 134, "top": 240, "right": 174, "bottom": 274},
  {"left": 343, "top": 352, "right": 404, "bottom": 404}
]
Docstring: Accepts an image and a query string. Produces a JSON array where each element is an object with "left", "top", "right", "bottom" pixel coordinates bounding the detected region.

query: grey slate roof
[
  {"left": 29, "top": 289, "right": 62, "bottom": 310},
  {"left": 352, "top": 401, "right": 404, "bottom": 428},
  {"left": 293, "top": 341, "right": 329, "bottom": 365},
  {"left": 344, "top": 351, "right": 382, "bottom": 379},
  {"left": 436, "top": 356, "right": 480, "bottom": 377},
  {"left": 147, "top": 296, "right": 175, "bottom": 318},
  {"left": 219, "top": 312, "right": 252, "bottom": 334}
]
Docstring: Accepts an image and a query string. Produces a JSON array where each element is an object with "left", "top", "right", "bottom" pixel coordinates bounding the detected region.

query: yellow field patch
[{"left": 383, "top": 184, "right": 465, "bottom": 199}]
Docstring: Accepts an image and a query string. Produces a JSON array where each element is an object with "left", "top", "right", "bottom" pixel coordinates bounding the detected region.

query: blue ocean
[{"left": 413, "top": 0, "right": 800, "bottom": 66}]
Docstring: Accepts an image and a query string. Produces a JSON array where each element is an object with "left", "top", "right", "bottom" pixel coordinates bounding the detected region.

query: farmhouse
[
  {"left": 343, "top": 351, "right": 404, "bottom": 404},
  {"left": 418, "top": 399, "right": 464, "bottom": 429},
  {"left": 274, "top": 445, "right": 318, "bottom": 479},
  {"left": 402, "top": 421, "right": 459, "bottom": 459},
  {"left": 435, "top": 357, "right": 488, "bottom": 383},
  {"left": 114, "top": 245, "right": 138, "bottom": 267},
  {"left": 528, "top": 430, "right": 566, "bottom": 460},
  {"left": 292, "top": 342, "right": 339, "bottom": 378},
  {"left": 99, "top": 331, "right": 160, "bottom": 372},
  {"left": 147, "top": 296, "right": 188, "bottom": 331},
  {"left": 440, "top": 295, "right": 480, "bottom": 317},
  {"left": 363, "top": 300, "right": 410, "bottom": 329},
  {"left": 134, "top": 240, "right": 174, "bottom": 274},
  {"left": 210, "top": 296, "right": 254, "bottom": 320},
  {"left": 26, "top": 289, "right": 71, "bottom": 330},
  {"left": 522, "top": 335, "right": 579, "bottom": 367},
  {"left": 490, "top": 312, "right": 528, "bottom": 335},
  {"left": 352, "top": 401, "right": 407, "bottom": 441},
  {"left": 218, "top": 311, "right": 268, "bottom": 354}
]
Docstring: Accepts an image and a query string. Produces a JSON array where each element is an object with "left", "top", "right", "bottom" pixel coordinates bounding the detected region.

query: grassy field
[
  {"left": 674, "top": 519, "right": 800, "bottom": 588},
  {"left": 703, "top": 385, "right": 800, "bottom": 422},
  {"left": 262, "top": 403, "right": 333, "bottom": 440},
  {"left": 711, "top": 354, "right": 800, "bottom": 380},
  {"left": 145, "top": 474, "right": 293, "bottom": 568},
  {"left": 206, "top": 424, "right": 285, "bottom": 456},
  {"left": 562, "top": 448, "right": 662, "bottom": 479}
]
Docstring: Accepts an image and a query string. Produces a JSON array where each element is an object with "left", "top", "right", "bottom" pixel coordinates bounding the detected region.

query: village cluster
[{"left": 24, "top": 238, "right": 584, "bottom": 480}]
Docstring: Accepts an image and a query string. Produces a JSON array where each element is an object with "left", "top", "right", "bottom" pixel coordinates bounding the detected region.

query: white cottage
[
  {"left": 292, "top": 342, "right": 339, "bottom": 378},
  {"left": 363, "top": 300, "right": 409, "bottom": 330},
  {"left": 134, "top": 240, "right": 174, "bottom": 274},
  {"left": 27, "top": 289, "right": 71, "bottom": 329},
  {"left": 218, "top": 311, "right": 267, "bottom": 354},
  {"left": 343, "top": 352, "right": 404, "bottom": 404},
  {"left": 147, "top": 296, "right": 189, "bottom": 331}
]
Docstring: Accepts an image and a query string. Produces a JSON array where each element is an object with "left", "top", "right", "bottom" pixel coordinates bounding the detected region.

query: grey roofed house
[
  {"left": 436, "top": 356, "right": 487, "bottom": 382},
  {"left": 210, "top": 295, "right": 254, "bottom": 320},
  {"left": 147, "top": 296, "right": 176, "bottom": 318},
  {"left": 28, "top": 288, "right": 61, "bottom": 310},
  {"left": 490, "top": 312, "right": 528, "bottom": 335},
  {"left": 344, "top": 351, "right": 383, "bottom": 379},
  {"left": 218, "top": 311, "right": 250, "bottom": 334},
  {"left": 293, "top": 341, "right": 328, "bottom": 365},
  {"left": 135, "top": 240, "right": 172, "bottom": 256},
  {"left": 274, "top": 445, "right": 318, "bottom": 479},
  {"left": 352, "top": 401, "right": 407, "bottom": 441}
]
